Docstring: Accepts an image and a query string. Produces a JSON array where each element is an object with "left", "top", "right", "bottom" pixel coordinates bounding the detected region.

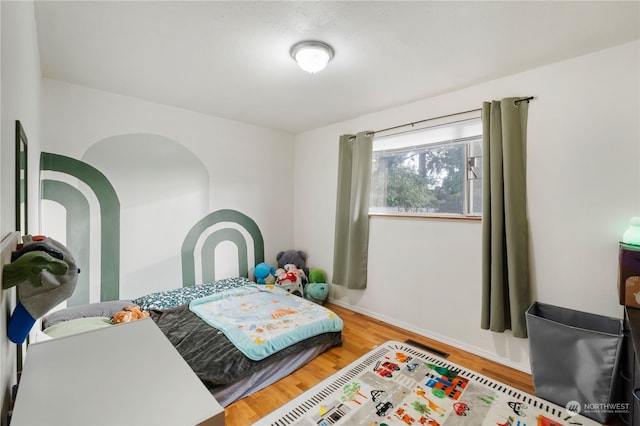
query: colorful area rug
[{"left": 256, "top": 340, "right": 601, "bottom": 426}]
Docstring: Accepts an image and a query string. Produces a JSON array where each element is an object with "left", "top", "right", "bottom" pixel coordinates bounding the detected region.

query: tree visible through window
[{"left": 369, "top": 117, "right": 482, "bottom": 217}]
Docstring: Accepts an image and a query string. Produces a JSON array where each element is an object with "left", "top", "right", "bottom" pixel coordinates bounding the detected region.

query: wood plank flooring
[{"left": 224, "top": 302, "right": 534, "bottom": 425}]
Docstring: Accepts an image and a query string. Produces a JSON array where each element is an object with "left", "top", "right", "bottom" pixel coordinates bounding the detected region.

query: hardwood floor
[{"left": 224, "top": 302, "right": 534, "bottom": 425}]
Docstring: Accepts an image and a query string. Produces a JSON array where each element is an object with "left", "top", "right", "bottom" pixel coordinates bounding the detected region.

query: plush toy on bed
[
  {"left": 111, "top": 305, "right": 150, "bottom": 324},
  {"left": 275, "top": 264, "right": 307, "bottom": 297},
  {"left": 305, "top": 269, "right": 329, "bottom": 305},
  {"left": 276, "top": 250, "right": 310, "bottom": 277},
  {"left": 254, "top": 262, "right": 276, "bottom": 284}
]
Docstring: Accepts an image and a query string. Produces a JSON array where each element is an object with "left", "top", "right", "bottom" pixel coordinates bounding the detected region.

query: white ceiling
[{"left": 34, "top": 1, "right": 640, "bottom": 134}]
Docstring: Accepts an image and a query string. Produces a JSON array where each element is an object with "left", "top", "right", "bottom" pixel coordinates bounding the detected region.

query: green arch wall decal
[
  {"left": 41, "top": 180, "right": 91, "bottom": 306},
  {"left": 201, "top": 228, "right": 248, "bottom": 284},
  {"left": 182, "top": 209, "right": 264, "bottom": 287},
  {"left": 40, "top": 152, "right": 120, "bottom": 301}
]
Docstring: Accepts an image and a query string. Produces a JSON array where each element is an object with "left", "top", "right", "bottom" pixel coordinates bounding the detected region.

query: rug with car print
[{"left": 257, "top": 340, "right": 601, "bottom": 426}]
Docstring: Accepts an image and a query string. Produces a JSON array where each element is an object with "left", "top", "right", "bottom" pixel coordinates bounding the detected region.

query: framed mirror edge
[{"left": 15, "top": 120, "right": 28, "bottom": 235}]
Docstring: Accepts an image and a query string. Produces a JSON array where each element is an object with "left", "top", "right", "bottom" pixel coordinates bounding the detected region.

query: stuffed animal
[
  {"left": 309, "top": 268, "right": 326, "bottom": 284},
  {"left": 3, "top": 235, "right": 79, "bottom": 344},
  {"left": 306, "top": 268, "right": 329, "bottom": 305},
  {"left": 254, "top": 262, "right": 276, "bottom": 284},
  {"left": 275, "top": 264, "right": 307, "bottom": 297},
  {"left": 112, "top": 305, "right": 150, "bottom": 324},
  {"left": 276, "top": 250, "right": 309, "bottom": 277},
  {"left": 305, "top": 283, "right": 329, "bottom": 305}
]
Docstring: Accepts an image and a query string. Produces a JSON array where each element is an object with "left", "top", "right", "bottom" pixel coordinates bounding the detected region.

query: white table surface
[{"left": 11, "top": 318, "right": 224, "bottom": 426}]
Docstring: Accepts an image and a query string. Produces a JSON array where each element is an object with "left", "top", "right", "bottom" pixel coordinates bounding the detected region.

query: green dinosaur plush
[
  {"left": 2, "top": 251, "right": 68, "bottom": 289},
  {"left": 4, "top": 236, "right": 79, "bottom": 344}
]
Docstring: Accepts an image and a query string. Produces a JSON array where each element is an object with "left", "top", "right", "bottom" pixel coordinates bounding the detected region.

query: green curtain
[
  {"left": 332, "top": 131, "right": 373, "bottom": 289},
  {"left": 481, "top": 98, "right": 531, "bottom": 338}
]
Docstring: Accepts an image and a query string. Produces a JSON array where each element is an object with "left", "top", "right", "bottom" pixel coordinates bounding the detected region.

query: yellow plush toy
[{"left": 112, "top": 305, "right": 149, "bottom": 324}]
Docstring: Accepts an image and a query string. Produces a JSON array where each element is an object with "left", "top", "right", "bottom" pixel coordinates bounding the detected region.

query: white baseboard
[{"left": 328, "top": 297, "right": 532, "bottom": 375}]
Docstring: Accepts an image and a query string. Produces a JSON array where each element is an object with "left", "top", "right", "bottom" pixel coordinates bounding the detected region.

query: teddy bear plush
[
  {"left": 276, "top": 250, "right": 310, "bottom": 277},
  {"left": 254, "top": 262, "right": 276, "bottom": 284},
  {"left": 112, "top": 305, "right": 150, "bottom": 324}
]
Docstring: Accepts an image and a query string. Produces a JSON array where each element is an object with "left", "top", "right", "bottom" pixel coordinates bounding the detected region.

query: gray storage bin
[{"left": 526, "top": 302, "right": 623, "bottom": 423}]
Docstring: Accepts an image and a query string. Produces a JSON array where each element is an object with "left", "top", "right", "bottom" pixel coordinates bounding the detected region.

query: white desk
[{"left": 11, "top": 318, "right": 224, "bottom": 425}]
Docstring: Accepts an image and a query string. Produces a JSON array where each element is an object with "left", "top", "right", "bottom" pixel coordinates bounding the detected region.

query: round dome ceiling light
[{"left": 290, "top": 41, "right": 334, "bottom": 74}]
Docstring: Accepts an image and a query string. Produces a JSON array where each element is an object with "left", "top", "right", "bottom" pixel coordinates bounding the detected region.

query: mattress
[
  {"left": 40, "top": 277, "right": 343, "bottom": 406},
  {"left": 150, "top": 302, "right": 342, "bottom": 391}
]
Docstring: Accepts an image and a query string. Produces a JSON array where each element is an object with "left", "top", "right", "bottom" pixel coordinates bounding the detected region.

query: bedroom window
[{"left": 369, "top": 116, "right": 482, "bottom": 218}]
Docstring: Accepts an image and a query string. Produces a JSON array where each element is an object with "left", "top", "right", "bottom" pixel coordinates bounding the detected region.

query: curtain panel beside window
[
  {"left": 332, "top": 132, "right": 373, "bottom": 290},
  {"left": 481, "top": 98, "right": 531, "bottom": 338}
]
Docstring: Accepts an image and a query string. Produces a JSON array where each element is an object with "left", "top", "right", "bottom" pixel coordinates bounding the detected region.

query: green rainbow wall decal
[
  {"left": 201, "top": 228, "right": 249, "bottom": 284},
  {"left": 40, "top": 180, "right": 91, "bottom": 306},
  {"left": 182, "top": 209, "right": 264, "bottom": 287},
  {"left": 40, "top": 152, "right": 120, "bottom": 302}
]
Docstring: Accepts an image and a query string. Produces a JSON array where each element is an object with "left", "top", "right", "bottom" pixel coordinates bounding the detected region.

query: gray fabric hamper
[{"left": 526, "top": 302, "right": 623, "bottom": 424}]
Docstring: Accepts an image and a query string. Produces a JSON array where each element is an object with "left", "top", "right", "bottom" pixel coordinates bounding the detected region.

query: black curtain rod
[
  {"left": 372, "top": 96, "right": 535, "bottom": 136},
  {"left": 514, "top": 96, "right": 535, "bottom": 105}
]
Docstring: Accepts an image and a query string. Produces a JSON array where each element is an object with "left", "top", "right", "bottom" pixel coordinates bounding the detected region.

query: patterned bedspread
[
  {"left": 144, "top": 280, "right": 343, "bottom": 391},
  {"left": 134, "top": 277, "right": 253, "bottom": 311},
  {"left": 189, "top": 284, "right": 343, "bottom": 360},
  {"left": 150, "top": 303, "right": 342, "bottom": 388}
]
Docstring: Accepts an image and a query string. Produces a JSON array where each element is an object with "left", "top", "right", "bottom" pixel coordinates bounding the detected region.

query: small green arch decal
[
  {"left": 201, "top": 228, "right": 248, "bottom": 283},
  {"left": 181, "top": 209, "right": 264, "bottom": 287}
]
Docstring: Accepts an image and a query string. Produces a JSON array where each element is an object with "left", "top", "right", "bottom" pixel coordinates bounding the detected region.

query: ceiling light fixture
[{"left": 290, "top": 41, "right": 334, "bottom": 74}]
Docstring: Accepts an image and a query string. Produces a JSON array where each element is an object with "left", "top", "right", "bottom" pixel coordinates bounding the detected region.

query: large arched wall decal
[
  {"left": 40, "top": 152, "right": 121, "bottom": 301},
  {"left": 41, "top": 180, "right": 91, "bottom": 306},
  {"left": 182, "top": 209, "right": 264, "bottom": 287}
]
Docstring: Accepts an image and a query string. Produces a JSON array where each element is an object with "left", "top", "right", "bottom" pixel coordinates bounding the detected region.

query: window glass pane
[
  {"left": 469, "top": 177, "right": 483, "bottom": 215},
  {"left": 468, "top": 139, "right": 483, "bottom": 215},
  {"left": 370, "top": 117, "right": 482, "bottom": 217}
]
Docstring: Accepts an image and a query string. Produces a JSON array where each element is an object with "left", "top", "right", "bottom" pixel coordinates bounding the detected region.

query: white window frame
[{"left": 369, "top": 113, "right": 482, "bottom": 219}]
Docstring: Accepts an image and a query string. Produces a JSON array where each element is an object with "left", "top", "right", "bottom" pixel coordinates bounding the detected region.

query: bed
[
  {"left": 40, "top": 278, "right": 342, "bottom": 406},
  {"left": 35, "top": 209, "right": 342, "bottom": 406},
  {"left": 24, "top": 209, "right": 342, "bottom": 406}
]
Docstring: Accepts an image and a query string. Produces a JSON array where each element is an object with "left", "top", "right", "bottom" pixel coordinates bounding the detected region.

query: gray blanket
[{"left": 150, "top": 304, "right": 342, "bottom": 390}]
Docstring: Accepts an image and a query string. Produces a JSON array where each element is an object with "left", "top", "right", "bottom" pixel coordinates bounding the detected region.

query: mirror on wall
[{"left": 15, "top": 120, "right": 28, "bottom": 235}]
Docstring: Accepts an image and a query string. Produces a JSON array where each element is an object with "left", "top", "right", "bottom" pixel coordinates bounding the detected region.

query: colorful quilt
[
  {"left": 189, "top": 284, "right": 343, "bottom": 361},
  {"left": 257, "top": 341, "right": 603, "bottom": 426}
]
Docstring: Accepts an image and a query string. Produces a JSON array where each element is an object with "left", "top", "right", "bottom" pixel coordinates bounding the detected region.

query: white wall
[
  {"left": 294, "top": 41, "right": 640, "bottom": 372},
  {"left": 1, "top": 1, "right": 41, "bottom": 237},
  {"left": 12, "top": 5, "right": 639, "bottom": 377},
  {"left": 42, "top": 79, "right": 295, "bottom": 299},
  {"left": 0, "top": 1, "right": 42, "bottom": 422}
]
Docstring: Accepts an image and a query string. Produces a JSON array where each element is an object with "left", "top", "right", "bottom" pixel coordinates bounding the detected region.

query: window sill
[{"left": 368, "top": 213, "right": 481, "bottom": 221}]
